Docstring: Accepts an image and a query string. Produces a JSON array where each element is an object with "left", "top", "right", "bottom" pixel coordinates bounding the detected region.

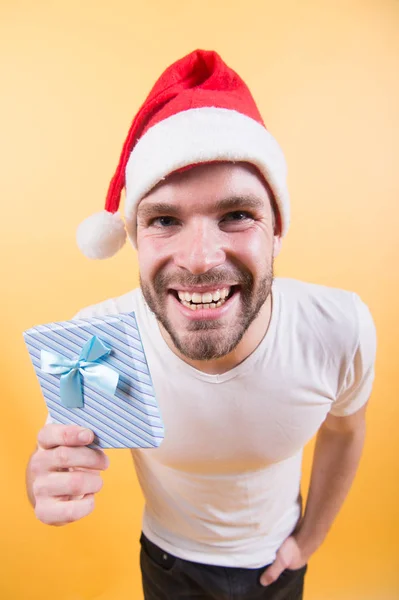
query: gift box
[{"left": 23, "top": 312, "right": 164, "bottom": 449}]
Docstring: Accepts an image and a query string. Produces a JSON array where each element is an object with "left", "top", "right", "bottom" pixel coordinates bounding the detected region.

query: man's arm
[{"left": 260, "top": 402, "right": 367, "bottom": 586}]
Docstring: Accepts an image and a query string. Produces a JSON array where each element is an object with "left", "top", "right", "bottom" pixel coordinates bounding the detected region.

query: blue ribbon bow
[{"left": 41, "top": 335, "right": 119, "bottom": 408}]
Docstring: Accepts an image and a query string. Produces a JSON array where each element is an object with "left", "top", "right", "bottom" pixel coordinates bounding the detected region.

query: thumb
[{"left": 260, "top": 551, "right": 287, "bottom": 587}]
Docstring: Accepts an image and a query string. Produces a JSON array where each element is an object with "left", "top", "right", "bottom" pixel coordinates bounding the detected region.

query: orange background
[{"left": 1, "top": 1, "right": 398, "bottom": 598}]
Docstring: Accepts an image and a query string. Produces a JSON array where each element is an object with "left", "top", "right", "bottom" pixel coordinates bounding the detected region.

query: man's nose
[{"left": 173, "top": 221, "right": 226, "bottom": 274}]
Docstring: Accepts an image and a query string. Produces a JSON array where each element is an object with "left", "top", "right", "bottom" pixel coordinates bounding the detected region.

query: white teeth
[
  {"left": 202, "top": 293, "right": 213, "bottom": 304},
  {"left": 182, "top": 298, "right": 226, "bottom": 310},
  {"left": 176, "top": 286, "right": 231, "bottom": 307},
  {"left": 191, "top": 292, "right": 202, "bottom": 303},
  {"left": 189, "top": 287, "right": 230, "bottom": 302}
]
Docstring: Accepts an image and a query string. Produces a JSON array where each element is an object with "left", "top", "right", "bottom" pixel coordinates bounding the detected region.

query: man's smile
[
  {"left": 168, "top": 286, "right": 241, "bottom": 321},
  {"left": 169, "top": 286, "right": 237, "bottom": 311}
]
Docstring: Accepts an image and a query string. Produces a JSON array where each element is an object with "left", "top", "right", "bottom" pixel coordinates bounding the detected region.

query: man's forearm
[
  {"left": 295, "top": 415, "right": 366, "bottom": 557},
  {"left": 259, "top": 408, "right": 368, "bottom": 587}
]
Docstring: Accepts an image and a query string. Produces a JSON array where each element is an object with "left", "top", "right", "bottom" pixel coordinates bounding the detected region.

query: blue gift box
[{"left": 23, "top": 312, "right": 164, "bottom": 449}]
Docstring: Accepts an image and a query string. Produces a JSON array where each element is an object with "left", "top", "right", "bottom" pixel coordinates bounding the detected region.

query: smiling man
[
  {"left": 26, "top": 50, "right": 377, "bottom": 600},
  {"left": 137, "top": 162, "right": 277, "bottom": 369}
]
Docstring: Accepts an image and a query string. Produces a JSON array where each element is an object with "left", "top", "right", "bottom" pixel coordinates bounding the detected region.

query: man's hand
[
  {"left": 259, "top": 536, "right": 308, "bottom": 586},
  {"left": 28, "top": 424, "right": 109, "bottom": 526}
]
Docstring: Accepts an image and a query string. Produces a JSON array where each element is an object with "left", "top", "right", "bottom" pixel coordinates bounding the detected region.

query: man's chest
[{"left": 147, "top": 367, "right": 335, "bottom": 474}]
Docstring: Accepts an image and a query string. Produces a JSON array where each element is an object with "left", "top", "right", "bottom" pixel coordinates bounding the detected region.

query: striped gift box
[{"left": 23, "top": 312, "right": 164, "bottom": 449}]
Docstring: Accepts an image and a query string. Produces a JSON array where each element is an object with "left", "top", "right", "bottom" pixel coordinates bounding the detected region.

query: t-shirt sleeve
[{"left": 331, "top": 294, "right": 377, "bottom": 417}]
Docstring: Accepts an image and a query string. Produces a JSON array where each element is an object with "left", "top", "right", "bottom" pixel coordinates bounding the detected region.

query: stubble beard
[{"left": 140, "top": 263, "right": 274, "bottom": 361}]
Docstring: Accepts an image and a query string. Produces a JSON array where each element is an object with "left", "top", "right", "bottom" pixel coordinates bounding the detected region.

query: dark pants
[{"left": 140, "top": 533, "right": 307, "bottom": 600}]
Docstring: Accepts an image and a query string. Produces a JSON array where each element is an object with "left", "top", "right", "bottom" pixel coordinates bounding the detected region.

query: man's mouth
[{"left": 170, "top": 286, "right": 237, "bottom": 311}]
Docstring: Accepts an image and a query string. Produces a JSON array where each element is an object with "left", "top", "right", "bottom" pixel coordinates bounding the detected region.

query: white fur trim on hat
[
  {"left": 125, "top": 107, "right": 289, "bottom": 247},
  {"left": 76, "top": 210, "right": 127, "bottom": 259}
]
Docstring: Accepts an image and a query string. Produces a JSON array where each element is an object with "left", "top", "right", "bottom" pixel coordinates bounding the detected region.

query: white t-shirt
[{"left": 69, "top": 278, "right": 376, "bottom": 568}]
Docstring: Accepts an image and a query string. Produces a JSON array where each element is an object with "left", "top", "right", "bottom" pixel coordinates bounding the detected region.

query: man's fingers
[
  {"left": 37, "top": 424, "right": 94, "bottom": 449},
  {"left": 35, "top": 496, "right": 95, "bottom": 525},
  {"left": 260, "top": 554, "right": 287, "bottom": 586},
  {"left": 31, "top": 445, "right": 109, "bottom": 473},
  {"left": 31, "top": 425, "right": 106, "bottom": 526},
  {"left": 33, "top": 471, "right": 103, "bottom": 498}
]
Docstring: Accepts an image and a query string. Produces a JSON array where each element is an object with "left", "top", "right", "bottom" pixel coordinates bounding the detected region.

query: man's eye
[
  {"left": 222, "top": 211, "right": 253, "bottom": 222},
  {"left": 151, "top": 216, "right": 178, "bottom": 227}
]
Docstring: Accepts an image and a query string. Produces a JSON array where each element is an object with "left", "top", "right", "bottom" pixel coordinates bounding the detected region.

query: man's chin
[{"left": 161, "top": 321, "right": 246, "bottom": 361}]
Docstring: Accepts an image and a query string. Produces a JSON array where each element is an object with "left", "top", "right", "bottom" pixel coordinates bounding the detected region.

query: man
[{"left": 26, "top": 50, "right": 376, "bottom": 599}]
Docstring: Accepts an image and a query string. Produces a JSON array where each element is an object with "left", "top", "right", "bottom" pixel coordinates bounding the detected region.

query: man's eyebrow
[
  {"left": 137, "top": 202, "right": 181, "bottom": 219},
  {"left": 137, "top": 196, "right": 265, "bottom": 219},
  {"left": 213, "top": 195, "right": 265, "bottom": 212}
]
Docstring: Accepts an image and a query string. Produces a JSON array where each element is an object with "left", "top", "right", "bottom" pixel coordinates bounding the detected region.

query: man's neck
[{"left": 159, "top": 293, "right": 273, "bottom": 375}]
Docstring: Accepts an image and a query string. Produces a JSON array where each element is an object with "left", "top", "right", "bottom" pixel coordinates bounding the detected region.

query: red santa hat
[{"left": 76, "top": 49, "right": 290, "bottom": 259}]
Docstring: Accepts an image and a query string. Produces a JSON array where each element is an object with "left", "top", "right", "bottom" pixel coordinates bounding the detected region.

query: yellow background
[{"left": 1, "top": 0, "right": 398, "bottom": 598}]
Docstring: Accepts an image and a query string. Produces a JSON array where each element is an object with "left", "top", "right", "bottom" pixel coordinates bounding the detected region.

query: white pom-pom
[{"left": 76, "top": 210, "right": 127, "bottom": 259}]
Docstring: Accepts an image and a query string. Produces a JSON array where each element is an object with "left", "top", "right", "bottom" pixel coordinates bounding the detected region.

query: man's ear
[{"left": 273, "top": 235, "right": 282, "bottom": 258}]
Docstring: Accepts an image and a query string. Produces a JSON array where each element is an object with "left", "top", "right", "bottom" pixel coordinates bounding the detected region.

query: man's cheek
[
  {"left": 138, "top": 257, "right": 156, "bottom": 285},
  {"left": 139, "top": 249, "right": 169, "bottom": 280}
]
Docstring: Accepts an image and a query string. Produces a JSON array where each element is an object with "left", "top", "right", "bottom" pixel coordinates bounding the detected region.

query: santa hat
[{"left": 76, "top": 49, "right": 290, "bottom": 259}]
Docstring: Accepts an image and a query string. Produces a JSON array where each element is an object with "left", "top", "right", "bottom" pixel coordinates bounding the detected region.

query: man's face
[{"left": 136, "top": 163, "right": 280, "bottom": 361}]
